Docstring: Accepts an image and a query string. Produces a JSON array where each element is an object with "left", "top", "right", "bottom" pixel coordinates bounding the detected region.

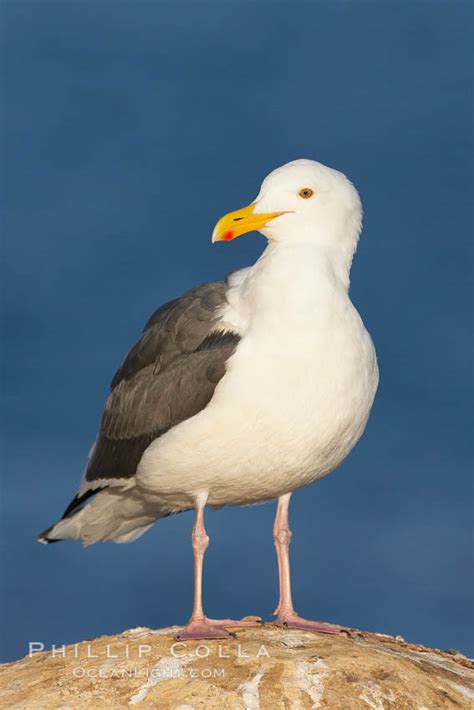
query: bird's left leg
[
  {"left": 177, "top": 494, "right": 261, "bottom": 640},
  {"left": 272, "top": 493, "right": 343, "bottom": 635}
]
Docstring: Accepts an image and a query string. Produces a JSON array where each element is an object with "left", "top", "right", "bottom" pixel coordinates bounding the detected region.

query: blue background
[{"left": 1, "top": 0, "right": 472, "bottom": 662}]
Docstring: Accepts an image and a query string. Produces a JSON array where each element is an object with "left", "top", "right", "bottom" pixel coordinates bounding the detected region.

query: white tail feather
[{"left": 40, "top": 487, "right": 172, "bottom": 545}]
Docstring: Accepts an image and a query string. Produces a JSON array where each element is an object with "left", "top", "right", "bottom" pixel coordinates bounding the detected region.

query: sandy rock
[{"left": 0, "top": 623, "right": 473, "bottom": 709}]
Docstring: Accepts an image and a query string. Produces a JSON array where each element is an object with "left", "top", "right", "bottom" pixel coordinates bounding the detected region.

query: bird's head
[{"left": 212, "top": 159, "right": 362, "bottom": 258}]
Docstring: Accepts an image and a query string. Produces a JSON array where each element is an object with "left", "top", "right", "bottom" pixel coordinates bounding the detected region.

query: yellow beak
[{"left": 211, "top": 202, "right": 286, "bottom": 243}]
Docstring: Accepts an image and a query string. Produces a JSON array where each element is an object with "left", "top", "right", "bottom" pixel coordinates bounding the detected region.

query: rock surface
[{"left": 0, "top": 622, "right": 473, "bottom": 709}]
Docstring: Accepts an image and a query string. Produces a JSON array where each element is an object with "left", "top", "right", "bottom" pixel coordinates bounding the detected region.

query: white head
[{"left": 212, "top": 159, "right": 362, "bottom": 276}]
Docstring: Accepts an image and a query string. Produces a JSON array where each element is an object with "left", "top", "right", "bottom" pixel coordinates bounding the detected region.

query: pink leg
[
  {"left": 272, "top": 507, "right": 285, "bottom": 616},
  {"left": 272, "top": 493, "right": 343, "bottom": 635},
  {"left": 177, "top": 494, "right": 261, "bottom": 640}
]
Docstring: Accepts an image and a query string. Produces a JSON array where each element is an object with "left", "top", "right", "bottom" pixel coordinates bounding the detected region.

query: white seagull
[{"left": 39, "top": 159, "right": 379, "bottom": 640}]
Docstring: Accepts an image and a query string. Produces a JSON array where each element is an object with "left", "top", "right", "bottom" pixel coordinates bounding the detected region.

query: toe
[{"left": 177, "top": 621, "right": 233, "bottom": 640}]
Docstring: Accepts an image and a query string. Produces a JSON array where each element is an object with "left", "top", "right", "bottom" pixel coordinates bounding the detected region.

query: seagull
[{"left": 38, "top": 159, "right": 378, "bottom": 640}]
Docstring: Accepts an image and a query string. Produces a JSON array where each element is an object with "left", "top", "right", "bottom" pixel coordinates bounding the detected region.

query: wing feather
[{"left": 84, "top": 281, "right": 239, "bottom": 485}]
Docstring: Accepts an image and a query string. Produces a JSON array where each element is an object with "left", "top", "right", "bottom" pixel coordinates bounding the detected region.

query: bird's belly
[{"left": 136, "top": 325, "right": 378, "bottom": 508}]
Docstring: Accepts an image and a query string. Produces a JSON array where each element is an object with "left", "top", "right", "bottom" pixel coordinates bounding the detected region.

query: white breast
[{"left": 136, "top": 244, "right": 379, "bottom": 509}]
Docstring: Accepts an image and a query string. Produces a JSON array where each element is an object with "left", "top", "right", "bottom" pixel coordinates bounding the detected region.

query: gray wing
[{"left": 84, "top": 280, "right": 240, "bottom": 486}]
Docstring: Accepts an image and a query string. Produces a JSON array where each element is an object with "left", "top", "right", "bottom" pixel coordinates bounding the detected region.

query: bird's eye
[{"left": 298, "top": 188, "right": 314, "bottom": 199}]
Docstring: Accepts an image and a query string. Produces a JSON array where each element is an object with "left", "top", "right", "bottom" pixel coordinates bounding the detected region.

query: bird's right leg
[
  {"left": 177, "top": 494, "right": 262, "bottom": 640},
  {"left": 177, "top": 494, "right": 232, "bottom": 640}
]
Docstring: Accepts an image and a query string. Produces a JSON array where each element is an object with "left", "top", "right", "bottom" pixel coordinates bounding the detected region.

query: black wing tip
[
  {"left": 37, "top": 487, "right": 106, "bottom": 544},
  {"left": 60, "top": 487, "right": 105, "bottom": 520},
  {"left": 37, "top": 526, "right": 62, "bottom": 544}
]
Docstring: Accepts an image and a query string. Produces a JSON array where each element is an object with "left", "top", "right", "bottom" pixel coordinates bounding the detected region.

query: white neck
[
  {"left": 256, "top": 240, "right": 353, "bottom": 294},
  {"left": 222, "top": 241, "right": 353, "bottom": 340}
]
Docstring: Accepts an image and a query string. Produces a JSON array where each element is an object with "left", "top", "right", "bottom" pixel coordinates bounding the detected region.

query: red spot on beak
[{"left": 223, "top": 230, "right": 234, "bottom": 241}]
